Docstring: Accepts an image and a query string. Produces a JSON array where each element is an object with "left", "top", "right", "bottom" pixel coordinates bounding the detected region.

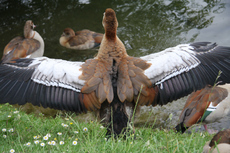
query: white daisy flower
[
  {"left": 59, "top": 141, "right": 64, "bottom": 145},
  {"left": 34, "top": 140, "right": 39, "bottom": 144},
  {"left": 33, "top": 136, "right": 38, "bottom": 139},
  {"left": 10, "top": 149, "right": 15, "bottom": 153},
  {"left": 51, "top": 141, "right": 56, "bottom": 145},
  {"left": 57, "top": 132, "right": 62, "bottom": 136},
  {"left": 8, "top": 115, "right": 11, "bottom": 118},
  {"left": 72, "top": 141, "right": 78, "bottom": 145},
  {"left": 65, "top": 118, "right": 69, "bottom": 121},
  {"left": 74, "top": 131, "right": 79, "bottom": 134},
  {"left": 64, "top": 124, "right": 68, "bottom": 128},
  {"left": 46, "top": 133, "right": 51, "bottom": 137},
  {"left": 83, "top": 127, "right": 88, "bottom": 132},
  {"left": 100, "top": 125, "right": 104, "bottom": 129},
  {"left": 3, "top": 135, "right": 7, "bottom": 138},
  {"left": 25, "top": 142, "right": 31, "bottom": 146},
  {"left": 48, "top": 141, "right": 52, "bottom": 145},
  {"left": 40, "top": 142, "right": 45, "bottom": 147},
  {"left": 43, "top": 136, "right": 48, "bottom": 140},
  {"left": 2, "top": 128, "right": 6, "bottom": 132},
  {"left": 13, "top": 111, "right": 19, "bottom": 114},
  {"left": 61, "top": 123, "right": 65, "bottom": 126},
  {"left": 8, "top": 128, "right": 14, "bottom": 132}
]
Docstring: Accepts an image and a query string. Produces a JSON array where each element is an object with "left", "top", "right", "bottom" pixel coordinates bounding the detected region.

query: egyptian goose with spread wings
[
  {"left": 59, "top": 28, "right": 103, "bottom": 50},
  {"left": 1, "top": 8, "right": 230, "bottom": 136},
  {"left": 176, "top": 84, "right": 230, "bottom": 134},
  {"left": 1, "top": 20, "right": 44, "bottom": 63}
]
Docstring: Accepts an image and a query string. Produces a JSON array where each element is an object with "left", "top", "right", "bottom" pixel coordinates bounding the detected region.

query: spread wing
[
  {"left": 141, "top": 42, "right": 230, "bottom": 105},
  {"left": 0, "top": 57, "right": 89, "bottom": 113},
  {"left": 1, "top": 42, "right": 230, "bottom": 113}
]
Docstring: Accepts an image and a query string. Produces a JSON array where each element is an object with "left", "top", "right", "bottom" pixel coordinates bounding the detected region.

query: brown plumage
[
  {"left": 203, "top": 129, "right": 230, "bottom": 153},
  {"left": 77, "top": 9, "right": 158, "bottom": 134},
  {"left": 59, "top": 28, "right": 103, "bottom": 50},
  {"left": 79, "top": 9, "right": 156, "bottom": 107},
  {"left": 1, "top": 20, "right": 44, "bottom": 63},
  {"left": 176, "top": 84, "right": 230, "bottom": 133}
]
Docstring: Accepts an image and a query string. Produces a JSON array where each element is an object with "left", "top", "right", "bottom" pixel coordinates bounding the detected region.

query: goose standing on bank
[
  {"left": 1, "top": 20, "right": 44, "bottom": 63},
  {"left": 175, "top": 84, "right": 230, "bottom": 134},
  {"left": 59, "top": 28, "right": 103, "bottom": 50},
  {"left": 1, "top": 8, "right": 230, "bottom": 136}
]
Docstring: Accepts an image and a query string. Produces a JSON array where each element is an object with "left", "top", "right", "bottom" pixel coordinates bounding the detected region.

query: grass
[{"left": 0, "top": 103, "right": 213, "bottom": 153}]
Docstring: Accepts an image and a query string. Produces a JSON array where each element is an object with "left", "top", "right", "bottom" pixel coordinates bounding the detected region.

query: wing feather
[
  {"left": 142, "top": 42, "right": 230, "bottom": 105},
  {"left": 0, "top": 57, "right": 88, "bottom": 113}
]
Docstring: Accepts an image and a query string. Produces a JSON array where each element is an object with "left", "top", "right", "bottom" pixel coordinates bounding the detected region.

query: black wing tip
[
  {"left": 190, "top": 42, "right": 218, "bottom": 52},
  {"left": 190, "top": 41, "right": 213, "bottom": 47}
]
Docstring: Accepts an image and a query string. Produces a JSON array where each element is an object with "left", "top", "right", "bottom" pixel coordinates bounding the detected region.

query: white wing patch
[
  {"left": 30, "top": 57, "right": 85, "bottom": 92},
  {"left": 141, "top": 44, "right": 200, "bottom": 85},
  {"left": 206, "top": 102, "right": 219, "bottom": 112}
]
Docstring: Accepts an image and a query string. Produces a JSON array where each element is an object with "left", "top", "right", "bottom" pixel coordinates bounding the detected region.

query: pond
[{"left": 0, "top": 0, "right": 229, "bottom": 131}]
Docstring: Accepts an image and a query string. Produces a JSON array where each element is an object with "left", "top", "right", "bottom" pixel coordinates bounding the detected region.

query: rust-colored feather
[
  {"left": 117, "top": 56, "right": 154, "bottom": 105},
  {"left": 80, "top": 92, "right": 100, "bottom": 111},
  {"left": 2, "top": 38, "right": 40, "bottom": 63},
  {"left": 79, "top": 59, "right": 114, "bottom": 104}
]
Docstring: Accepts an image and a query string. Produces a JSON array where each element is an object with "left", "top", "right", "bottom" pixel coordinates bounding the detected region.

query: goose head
[
  {"left": 102, "top": 8, "right": 118, "bottom": 40},
  {"left": 61, "top": 28, "right": 75, "bottom": 38},
  {"left": 24, "top": 20, "right": 36, "bottom": 39}
]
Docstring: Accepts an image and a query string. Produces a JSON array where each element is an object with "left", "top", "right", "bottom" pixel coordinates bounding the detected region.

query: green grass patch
[{"left": 0, "top": 103, "right": 213, "bottom": 153}]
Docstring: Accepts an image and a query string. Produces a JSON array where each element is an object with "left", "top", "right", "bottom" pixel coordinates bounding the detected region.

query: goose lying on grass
[
  {"left": 175, "top": 84, "right": 230, "bottom": 134},
  {"left": 1, "top": 8, "right": 230, "bottom": 136},
  {"left": 203, "top": 129, "right": 230, "bottom": 153}
]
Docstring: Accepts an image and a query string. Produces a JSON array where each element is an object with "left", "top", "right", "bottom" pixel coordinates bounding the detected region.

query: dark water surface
[
  {"left": 0, "top": 0, "right": 230, "bottom": 130},
  {"left": 0, "top": 0, "right": 229, "bottom": 60}
]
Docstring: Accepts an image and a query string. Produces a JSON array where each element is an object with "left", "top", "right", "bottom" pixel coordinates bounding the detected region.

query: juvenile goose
[
  {"left": 1, "top": 8, "right": 230, "bottom": 136},
  {"left": 175, "top": 84, "right": 230, "bottom": 134},
  {"left": 59, "top": 28, "right": 103, "bottom": 50},
  {"left": 1, "top": 20, "right": 44, "bottom": 63},
  {"left": 203, "top": 129, "right": 230, "bottom": 153}
]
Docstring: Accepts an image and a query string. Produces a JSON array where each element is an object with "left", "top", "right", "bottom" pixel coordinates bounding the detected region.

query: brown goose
[
  {"left": 1, "top": 20, "right": 44, "bottom": 63},
  {"left": 59, "top": 28, "right": 103, "bottom": 50},
  {"left": 1, "top": 8, "right": 230, "bottom": 136},
  {"left": 175, "top": 84, "right": 230, "bottom": 134},
  {"left": 203, "top": 129, "right": 230, "bottom": 153}
]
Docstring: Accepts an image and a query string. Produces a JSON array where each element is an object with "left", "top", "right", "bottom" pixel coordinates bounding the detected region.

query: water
[{"left": 0, "top": 0, "right": 230, "bottom": 130}]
